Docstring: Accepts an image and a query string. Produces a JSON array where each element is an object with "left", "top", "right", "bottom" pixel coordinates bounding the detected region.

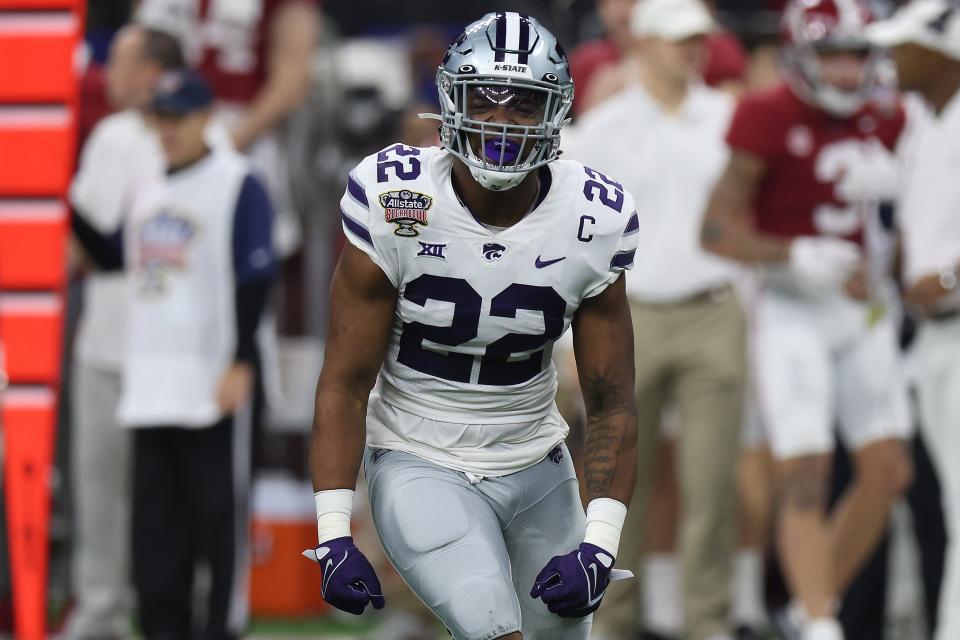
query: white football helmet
[
  {"left": 781, "top": 0, "right": 881, "bottom": 116},
  {"left": 422, "top": 12, "right": 574, "bottom": 191}
]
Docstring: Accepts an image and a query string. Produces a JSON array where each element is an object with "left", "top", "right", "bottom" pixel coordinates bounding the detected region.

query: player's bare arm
[
  {"left": 703, "top": 149, "right": 867, "bottom": 294},
  {"left": 572, "top": 276, "right": 638, "bottom": 505},
  {"left": 311, "top": 243, "right": 397, "bottom": 491},
  {"left": 305, "top": 243, "right": 394, "bottom": 615},
  {"left": 231, "top": 1, "right": 318, "bottom": 151},
  {"left": 530, "top": 275, "right": 637, "bottom": 619},
  {"left": 700, "top": 150, "right": 790, "bottom": 265}
]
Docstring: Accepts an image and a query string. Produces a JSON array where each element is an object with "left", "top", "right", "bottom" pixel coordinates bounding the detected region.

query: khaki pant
[
  {"left": 65, "top": 364, "right": 132, "bottom": 639},
  {"left": 593, "top": 289, "right": 746, "bottom": 640}
]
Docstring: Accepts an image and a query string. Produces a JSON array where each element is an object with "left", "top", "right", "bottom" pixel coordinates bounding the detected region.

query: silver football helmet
[{"left": 422, "top": 13, "right": 574, "bottom": 191}]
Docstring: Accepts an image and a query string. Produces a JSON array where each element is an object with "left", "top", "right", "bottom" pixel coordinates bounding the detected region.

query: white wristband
[
  {"left": 314, "top": 489, "right": 354, "bottom": 544},
  {"left": 583, "top": 498, "right": 628, "bottom": 557}
]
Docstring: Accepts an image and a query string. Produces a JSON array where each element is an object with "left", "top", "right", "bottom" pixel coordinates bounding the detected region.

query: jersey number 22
[{"left": 397, "top": 274, "right": 567, "bottom": 386}]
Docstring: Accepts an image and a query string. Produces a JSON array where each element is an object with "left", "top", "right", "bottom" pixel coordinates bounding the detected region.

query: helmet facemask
[
  {"left": 421, "top": 12, "right": 575, "bottom": 190},
  {"left": 435, "top": 70, "right": 573, "bottom": 191}
]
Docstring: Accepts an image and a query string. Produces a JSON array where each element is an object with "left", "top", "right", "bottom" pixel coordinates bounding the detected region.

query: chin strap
[{"left": 469, "top": 164, "right": 529, "bottom": 191}]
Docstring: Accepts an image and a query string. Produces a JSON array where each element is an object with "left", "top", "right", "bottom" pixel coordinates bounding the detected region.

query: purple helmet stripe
[{"left": 494, "top": 12, "right": 506, "bottom": 62}]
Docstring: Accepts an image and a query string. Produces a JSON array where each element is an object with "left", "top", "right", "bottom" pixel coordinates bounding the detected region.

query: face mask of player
[
  {"left": 793, "top": 45, "right": 878, "bottom": 116},
  {"left": 462, "top": 85, "right": 550, "bottom": 191}
]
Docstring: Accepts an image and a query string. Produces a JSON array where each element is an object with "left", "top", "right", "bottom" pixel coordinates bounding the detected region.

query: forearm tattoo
[
  {"left": 582, "top": 369, "right": 625, "bottom": 418},
  {"left": 582, "top": 370, "right": 635, "bottom": 499}
]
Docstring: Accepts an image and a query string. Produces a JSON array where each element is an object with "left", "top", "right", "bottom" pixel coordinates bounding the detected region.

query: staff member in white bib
[
  {"left": 71, "top": 69, "right": 277, "bottom": 640},
  {"left": 66, "top": 26, "right": 182, "bottom": 640},
  {"left": 867, "top": 4, "right": 960, "bottom": 639},
  {"left": 564, "top": 1, "right": 746, "bottom": 638}
]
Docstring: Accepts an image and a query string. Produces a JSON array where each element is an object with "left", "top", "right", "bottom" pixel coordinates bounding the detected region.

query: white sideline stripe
[
  {"left": 0, "top": 200, "right": 66, "bottom": 222},
  {"left": 0, "top": 106, "right": 70, "bottom": 127},
  {"left": 0, "top": 12, "right": 76, "bottom": 34},
  {"left": 0, "top": 293, "right": 62, "bottom": 314},
  {"left": 3, "top": 386, "right": 56, "bottom": 407}
]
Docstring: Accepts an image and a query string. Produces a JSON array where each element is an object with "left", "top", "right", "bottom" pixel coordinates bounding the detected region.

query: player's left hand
[
  {"left": 530, "top": 542, "right": 614, "bottom": 618},
  {"left": 216, "top": 362, "right": 254, "bottom": 413}
]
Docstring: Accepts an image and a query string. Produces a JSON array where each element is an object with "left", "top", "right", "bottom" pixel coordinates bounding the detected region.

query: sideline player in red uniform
[{"left": 700, "top": 1, "right": 912, "bottom": 639}]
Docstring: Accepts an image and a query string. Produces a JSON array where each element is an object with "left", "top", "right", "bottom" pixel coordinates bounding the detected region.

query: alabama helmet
[{"left": 781, "top": 0, "right": 880, "bottom": 116}]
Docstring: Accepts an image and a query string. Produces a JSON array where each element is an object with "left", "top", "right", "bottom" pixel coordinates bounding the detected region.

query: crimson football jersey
[
  {"left": 726, "top": 83, "right": 905, "bottom": 244},
  {"left": 139, "top": 0, "right": 317, "bottom": 104},
  {"left": 195, "top": 0, "right": 304, "bottom": 103}
]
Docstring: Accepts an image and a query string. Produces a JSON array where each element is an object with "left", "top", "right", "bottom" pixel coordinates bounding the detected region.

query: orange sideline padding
[
  {"left": 0, "top": 108, "right": 74, "bottom": 196},
  {"left": 2, "top": 387, "right": 57, "bottom": 640},
  {"left": 0, "top": 2, "right": 82, "bottom": 637},
  {"left": 0, "top": 202, "right": 67, "bottom": 289},
  {"left": 0, "top": 19, "right": 78, "bottom": 102},
  {"left": 0, "top": 294, "right": 63, "bottom": 384}
]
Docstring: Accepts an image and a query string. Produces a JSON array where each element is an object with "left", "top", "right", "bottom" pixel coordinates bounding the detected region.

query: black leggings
[{"left": 132, "top": 415, "right": 250, "bottom": 640}]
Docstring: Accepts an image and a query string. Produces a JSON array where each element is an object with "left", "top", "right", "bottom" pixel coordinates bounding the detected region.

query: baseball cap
[
  {"left": 865, "top": 0, "right": 960, "bottom": 61},
  {"left": 150, "top": 69, "right": 214, "bottom": 115},
  {"left": 631, "top": 0, "right": 715, "bottom": 41}
]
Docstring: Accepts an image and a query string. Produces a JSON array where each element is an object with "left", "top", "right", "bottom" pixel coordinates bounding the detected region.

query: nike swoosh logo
[
  {"left": 535, "top": 256, "right": 566, "bottom": 268},
  {"left": 321, "top": 552, "right": 347, "bottom": 597},
  {"left": 579, "top": 554, "right": 604, "bottom": 607},
  {"left": 322, "top": 559, "right": 334, "bottom": 596}
]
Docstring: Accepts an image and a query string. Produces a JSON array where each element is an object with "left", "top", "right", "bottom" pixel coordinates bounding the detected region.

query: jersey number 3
[{"left": 397, "top": 274, "right": 567, "bottom": 385}]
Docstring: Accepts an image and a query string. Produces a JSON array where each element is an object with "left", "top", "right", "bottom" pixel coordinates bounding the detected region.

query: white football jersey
[
  {"left": 119, "top": 151, "right": 247, "bottom": 428},
  {"left": 340, "top": 145, "right": 638, "bottom": 474}
]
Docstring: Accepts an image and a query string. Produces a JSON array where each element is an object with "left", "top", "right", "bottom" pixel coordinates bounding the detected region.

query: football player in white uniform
[{"left": 306, "top": 12, "right": 640, "bottom": 640}]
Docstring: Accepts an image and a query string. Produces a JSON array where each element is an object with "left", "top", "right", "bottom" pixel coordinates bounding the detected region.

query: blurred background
[{"left": 0, "top": 0, "right": 941, "bottom": 639}]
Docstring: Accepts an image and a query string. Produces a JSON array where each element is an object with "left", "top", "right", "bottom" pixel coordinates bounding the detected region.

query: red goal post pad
[{"left": 1, "top": 385, "right": 57, "bottom": 640}]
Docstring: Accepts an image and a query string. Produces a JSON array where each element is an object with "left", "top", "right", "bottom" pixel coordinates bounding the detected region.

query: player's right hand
[
  {"left": 789, "top": 236, "right": 863, "bottom": 293},
  {"left": 303, "top": 536, "right": 385, "bottom": 614}
]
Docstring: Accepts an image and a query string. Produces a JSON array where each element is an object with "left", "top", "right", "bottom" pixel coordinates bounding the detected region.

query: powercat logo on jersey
[
  {"left": 379, "top": 190, "right": 433, "bottom": 237},
  {"left": 482, "top": 242, "right": 506, "bottom": 261}
]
